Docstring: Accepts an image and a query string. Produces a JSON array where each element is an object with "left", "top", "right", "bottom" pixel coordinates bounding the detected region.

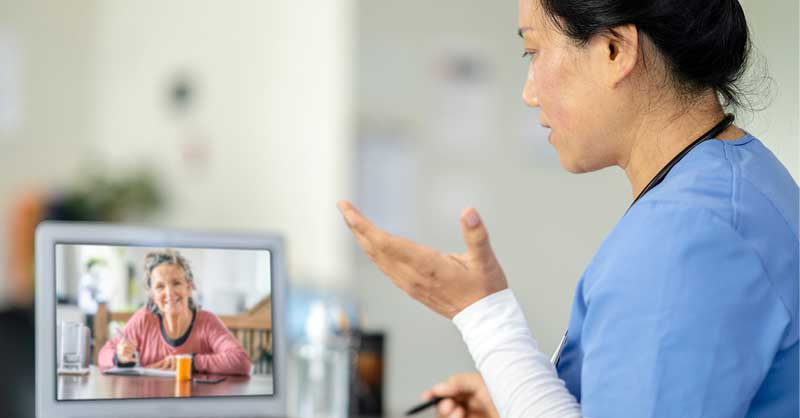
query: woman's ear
[{"left": 591, "top": 24, "right": 639, "bottom": 88}]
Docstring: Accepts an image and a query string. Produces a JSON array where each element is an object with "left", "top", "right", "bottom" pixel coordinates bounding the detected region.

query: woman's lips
[
  {"left": 540, "top": 123, "right": 552, "bottom": 143},
  {"left": 163, "top": 298, "right": 182, "bottom": 308}
]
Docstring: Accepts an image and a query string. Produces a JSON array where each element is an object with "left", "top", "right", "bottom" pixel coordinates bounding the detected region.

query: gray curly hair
[{"left": 144, "top": 249, "right": 197, "bottom": 314}]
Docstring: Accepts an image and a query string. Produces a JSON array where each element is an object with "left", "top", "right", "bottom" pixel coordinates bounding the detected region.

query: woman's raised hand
[
  {"left": 337, "top": 201, "right": 508, "bottom": 319},
  {"left": 423, "top": 373, "right": 499, "bottom": 418}
]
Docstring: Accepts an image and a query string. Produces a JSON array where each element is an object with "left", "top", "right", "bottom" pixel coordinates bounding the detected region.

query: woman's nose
[
  {"left": 522, "top": 78, "right": 539, "bottom": 107},
  {"left": 522, "top": 66, "right": 539, "bottom": 107}
]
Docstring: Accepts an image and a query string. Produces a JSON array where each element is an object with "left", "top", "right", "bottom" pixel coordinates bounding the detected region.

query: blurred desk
[{"left": 58, "top": 366, "right": 273, "bottom": 400}]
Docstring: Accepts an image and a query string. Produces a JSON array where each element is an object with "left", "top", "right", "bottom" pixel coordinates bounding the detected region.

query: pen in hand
[
  {"left": 405, "top": 331, "right": 569, "bottom": 416},
  {"left": 115, "top": 327, "right": 139, "bottom": 364},
  {"left": 405, "top": 396, "right": 444, "bottom": 416}
]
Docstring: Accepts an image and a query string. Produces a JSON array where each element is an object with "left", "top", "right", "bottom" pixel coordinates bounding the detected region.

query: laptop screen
[{"left": 54, "top": 244, "right": 274, "bottom": 401}]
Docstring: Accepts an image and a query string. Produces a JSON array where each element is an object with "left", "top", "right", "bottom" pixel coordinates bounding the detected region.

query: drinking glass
[{"left": 60, "top": 322, "right": 85, "bottom": 370}]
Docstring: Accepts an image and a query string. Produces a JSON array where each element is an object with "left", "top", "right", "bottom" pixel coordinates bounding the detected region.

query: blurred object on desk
[
  {"left": 289, "top": 299, "right": 352, "bottom": 418},
  {"left": 286, "top": 290, "right": 386, "bottom": 418},
  {"left": 350, "top": 331, "right": 385, "bottom": 417},
  {"left": 0, "top": 306, "right": 35, "bottom": 418}
]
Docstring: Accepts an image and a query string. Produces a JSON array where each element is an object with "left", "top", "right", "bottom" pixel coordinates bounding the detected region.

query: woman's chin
[
  {"left": 557, "top": 151, "right": 605, "bottom": 174},
  {"left": 160, "top": 305, "right": 188, "bottom": 316},
  {"left": 557, "top": 154, "right": 584, "bottom": 173}
]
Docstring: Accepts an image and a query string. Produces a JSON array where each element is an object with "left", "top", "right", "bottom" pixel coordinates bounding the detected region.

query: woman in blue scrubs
[{"left": 338, "top": 0, "right": 799, "bottom": 416}]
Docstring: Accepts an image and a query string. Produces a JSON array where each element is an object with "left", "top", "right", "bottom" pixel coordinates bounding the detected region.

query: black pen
[
  {"left": 405, "top": 330, "right": 569, "bottom": 416},
  {"left": 405, "top": 396, "right": 444, "bottom": 416}
]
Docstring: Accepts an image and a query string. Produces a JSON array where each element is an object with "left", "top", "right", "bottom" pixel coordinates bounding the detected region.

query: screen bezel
[{"left": 36, "top": 221, "right": 288, "bottom": 418}]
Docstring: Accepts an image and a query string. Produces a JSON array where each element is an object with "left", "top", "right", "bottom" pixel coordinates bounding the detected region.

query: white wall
[
  {"left": 741, "top": 0, "right": 799, "bottom": 180},
  {"left": 89, "top": 0, "right": 356, "bottom": 289},
  {"left": 0, "top": 0, "right": 356, "bottom": 308},
  {"left": 354, "top": 0, "right": 799, "bottom": 414}
]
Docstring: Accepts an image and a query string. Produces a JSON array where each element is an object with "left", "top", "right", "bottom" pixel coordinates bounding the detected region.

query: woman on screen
[{"left": 98, "top": 250, "right": 251, "bottom": 376}]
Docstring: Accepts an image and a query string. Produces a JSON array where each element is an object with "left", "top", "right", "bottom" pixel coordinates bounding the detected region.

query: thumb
[{"left": 460, "top": 207, "right": 494, "bottom": 266}]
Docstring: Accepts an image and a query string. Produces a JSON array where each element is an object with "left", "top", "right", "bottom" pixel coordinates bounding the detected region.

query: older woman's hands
[
  {"left": 148, "top": 355, "right": 177, "bottom": 371},
  {"left": 115, "top": 336, "right": 138, "bottom": 364},
  {"left": 337, "top": 201, "right": 508, "bottom": 319}
]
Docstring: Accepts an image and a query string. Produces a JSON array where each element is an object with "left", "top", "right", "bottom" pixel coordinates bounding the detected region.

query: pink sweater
[{"left": 98, "top": 307, "right": 251, "bottom": 375}]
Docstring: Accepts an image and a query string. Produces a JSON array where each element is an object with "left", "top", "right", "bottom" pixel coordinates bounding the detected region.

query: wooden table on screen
[{"left": 57, "top": 366, "right": 274, "bottom": 400}]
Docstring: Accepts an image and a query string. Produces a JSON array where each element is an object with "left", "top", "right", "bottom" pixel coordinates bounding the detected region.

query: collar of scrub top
[{"left": 627, "top": 114, "right": 736, "bottom": 213}]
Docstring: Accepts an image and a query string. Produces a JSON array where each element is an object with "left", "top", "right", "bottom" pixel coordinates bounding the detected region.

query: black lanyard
[{"left": 627, "top": 114, "right": 735, "bottom": 212}]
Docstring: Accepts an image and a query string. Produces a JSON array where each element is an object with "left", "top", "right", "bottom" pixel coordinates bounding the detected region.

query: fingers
[
  {"left": 337, "top": 201, "right": 391, "bottom": 256},
  {"left": 429, "top": 373, "right": 481, "bottom": 399},
  {"left": 338, "top": 201, "right": 429, "bottom": 268},
  {"left": 148, "top": 356, "right": 175, "bottom": 370},
  {"left": 437, "top": 401, "right": 465, "bottom": 418},
  {"left": 118, "top": 337, "right": 138, "bottom": 350},
  {"left": 437, "top": 398, "right": 456, "bottom": 417},
  {"left": 118, "top": 338, "right": 139, "bottom": 359},
  {"left": 460, "top": 207, "right": 495, "bottom": 267},
  {"left": 431, "top": 381, "right": 461, "bottom": 398}
]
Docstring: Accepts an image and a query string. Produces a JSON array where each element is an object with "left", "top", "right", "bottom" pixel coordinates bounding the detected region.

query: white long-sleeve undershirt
[{"left": 452, "top": 289, "right": 582, "bottom": 418}]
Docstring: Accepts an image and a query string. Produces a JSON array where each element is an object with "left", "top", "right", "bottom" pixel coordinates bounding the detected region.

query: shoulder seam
[{"left": 738, "top": 177, "right": 800, "bottom": 242}]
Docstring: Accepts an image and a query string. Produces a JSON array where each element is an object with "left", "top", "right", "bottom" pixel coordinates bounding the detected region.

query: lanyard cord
[{"left": 627, "top": 114, "right": 735, "bottom": 212}]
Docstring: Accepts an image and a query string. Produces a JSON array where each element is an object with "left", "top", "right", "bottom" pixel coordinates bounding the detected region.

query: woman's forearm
[
  {"left": 453, "top": 289, "right": 581, "bottom": 418},
  {"left": 197, "top": 315, "right": 254, "bottom": 375},
  {"left": 194, "top": 349, "right": 251, "bottom": 375}
]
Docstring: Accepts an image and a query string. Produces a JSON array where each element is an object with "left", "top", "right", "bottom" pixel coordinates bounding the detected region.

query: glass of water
[{"left": 59, "top": 322, "right": 87, "bottom": 370}]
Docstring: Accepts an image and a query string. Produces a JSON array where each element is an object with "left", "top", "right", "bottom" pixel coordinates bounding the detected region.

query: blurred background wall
[
  {"left": 0, "top": 0, "right": 796, "bottom": 416},
  {"left": 0, "top": 0, "right": 355, "bottom": 306}
]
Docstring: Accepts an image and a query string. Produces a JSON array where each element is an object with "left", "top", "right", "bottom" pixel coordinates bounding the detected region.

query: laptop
[{"left": 35, "top": 222, "right": 287, "bottom": 418}]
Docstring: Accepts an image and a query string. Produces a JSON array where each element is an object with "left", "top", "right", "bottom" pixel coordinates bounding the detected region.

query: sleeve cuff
[
  {"left": 451, "top": 288, "right": 539, "bottom": 367},
  {"left": 113, "top": 353, "right": 137, "bottom": 368},
  {"left": 452, "top": 288, "right": 518, "bottom": 333}
]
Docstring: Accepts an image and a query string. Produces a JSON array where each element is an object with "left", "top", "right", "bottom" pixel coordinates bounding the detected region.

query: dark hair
[
  {"left": 144, "top": 249, "right": 197, "bottom": 314},
  {"left": 539, "top": 0, "right": 752, "bottom": 108}
]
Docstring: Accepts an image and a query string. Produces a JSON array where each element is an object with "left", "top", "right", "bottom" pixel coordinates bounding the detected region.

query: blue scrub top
[{"left": 556, "top": 133, "right": 799, "bottom": 417}]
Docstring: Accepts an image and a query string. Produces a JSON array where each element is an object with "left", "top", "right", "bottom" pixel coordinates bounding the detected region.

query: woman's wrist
[
  {"left": 113, "top": 352, "right": 137, "bottom": 368},
  {"left": 453, "top": 288, "right": 516, "bottom": 331}
]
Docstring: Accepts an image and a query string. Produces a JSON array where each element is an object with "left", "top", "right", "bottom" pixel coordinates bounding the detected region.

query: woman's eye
[{"left": 522, "top": 51, "right": 537, "bottom": 60}]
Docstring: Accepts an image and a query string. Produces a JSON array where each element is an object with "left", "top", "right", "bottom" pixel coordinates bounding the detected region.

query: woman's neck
[
  {"left": 162, "top": 309, "right": 193, "bottom": 339},
  {"left": 620, "top": 96, "right": 746, "bottom": 200}
]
